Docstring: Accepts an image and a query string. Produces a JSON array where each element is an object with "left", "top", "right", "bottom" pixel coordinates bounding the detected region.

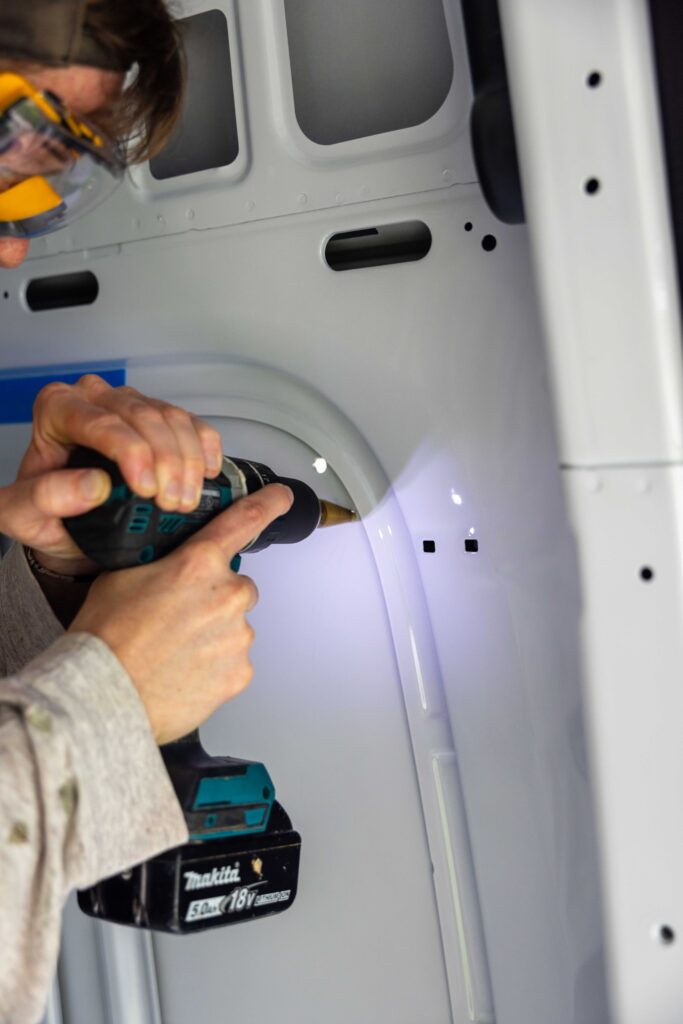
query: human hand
[
  {"left": 69, "top": 482, "right": 294, "bottom": 744},
  {"left": 0, "top": 374, "right": 224, "bottom": 575},
  {"left": 0, "top": 237, "right": 30, "bottom": 269}
]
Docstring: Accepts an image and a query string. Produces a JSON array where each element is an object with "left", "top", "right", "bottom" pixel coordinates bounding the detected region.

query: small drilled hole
[
  {"left": 584, "top": 178, "right": 601, "bottom": 195},
  {"left": 465, "top": 539, "right": 479, "bottom": 553},
  {"left": 423, "top": 540, "right": 436, "bottom": 553},
  {"left": 481, "top": 234, "right": 497, "bottom": 252},
  {"left": 464, "top": 222, "right": 473, "bottom": 232},
  {"left": 2, "top": 291, "right": 8, "bottom": 299},
  {"left": 657, "top": 925, "right": 675, "bottom": 945},
  {"left": 640, "top": 567, "right": 654, "bottom": 581},
  {"left": 587, "top": 71, "right": 602, "bottom": 88}
]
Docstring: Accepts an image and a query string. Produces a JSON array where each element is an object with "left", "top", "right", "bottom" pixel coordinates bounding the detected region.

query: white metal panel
[
  {"left": 500, "top": 0, "right": 683, "bottom": 1021},
  {"left": 0, "top": 2, "right": 614, "bottom": 1020},
  {"left": 149, "top": 415, "right": 460, "bottom": 1024},
  {"left": 564, "top": 466, "right": 683, "bottom": 1024},
  {"left": 25, "top": 0, "right": 475, "bottom": 260},
  {"left": 499, "top": 0, "right": 683, "bottom": 466},
  {"left": 0, "top": 185, "right": 608, "bottom": 1022},
  {"left": 58, "top": 897, "right": 141, "bottom": 1024}
]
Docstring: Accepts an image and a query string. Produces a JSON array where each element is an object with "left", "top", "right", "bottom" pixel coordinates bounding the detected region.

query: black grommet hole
[
  {"left": 464, "top": 222, "right": 473, "bottom": 232},
  {"left": 640, "top": 567, "right": 654, "bottom": 581},
  {"left": 26, "top": 271, "right": 98, "bottom": 311},
  {"left": 465, "top": 539, "right": 479, "bottom": 553},
  {"left": 481, "top": 234, "right": 497, "bottom": 252},
  {"left": 584, "top": 178, "right": 601, "bottom": 195},
  {"left": 657, "top": 925, "right": 675, "bottom": 945},
  {"left": 422, "top": 540, "right": 436, "bottom": 553},
  {"left": 587, "top": 71, "right": 602, "bottom": 88},
  {"left": 325, "top": 221, "right": 431, "bottom": 271}
]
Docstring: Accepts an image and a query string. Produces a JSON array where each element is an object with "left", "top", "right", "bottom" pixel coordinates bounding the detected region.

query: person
[{"left": 0, "top": 4, "right": 292, "bottom": 1021}]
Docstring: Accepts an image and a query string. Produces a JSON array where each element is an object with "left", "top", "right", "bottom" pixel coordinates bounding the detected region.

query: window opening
[
  {"left": 149, "top": 9, "right": 239, "bottom": 180},
  {"left": 285, "top": 0, "right": 453, "bottom": 144}
]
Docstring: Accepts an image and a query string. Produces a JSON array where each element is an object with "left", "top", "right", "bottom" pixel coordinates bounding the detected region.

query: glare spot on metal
[
  {"left": 431, "top": 757, "right": 478, "bottom": 1017},
  {"left": 451, "top": 491, "right": 463, "bottom": 505},
  {"left": 654, "top": 280, "right": 669, "bottom": 314},
  {"left": 378, "top": 529, "right": 384, "bottom": 541},
  {"left": 312, "top": 457, "right": 327, "bottom": 474},
  {"left": 408, "top": 627, "right": 428, "bottom": 712},
  {"left": 469, "top": 527, "right": 476, "bottom": 536}
]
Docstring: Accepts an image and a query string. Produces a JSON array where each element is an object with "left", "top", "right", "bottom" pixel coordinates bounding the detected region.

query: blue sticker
[{"left": 0, "top": 362, "right": 126, "bottom": 424}]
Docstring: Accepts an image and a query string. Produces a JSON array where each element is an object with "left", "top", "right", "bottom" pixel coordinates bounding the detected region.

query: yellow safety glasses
[{"left": 0, "top": 72, "right": 125, "bottom": 238}]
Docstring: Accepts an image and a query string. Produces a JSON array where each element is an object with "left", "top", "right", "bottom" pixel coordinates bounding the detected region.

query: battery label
[
  {"left": 185, "top": 885, "right": 292, "bottom": 920},
  {"left": 185, "top": 884, "right": 264, "bottom": 922},
  {"left": 185, "top": 896, "right": 225, "bottom": 922},
  {"left": 254, "top": 890, "right": 291, "bottom": 907},
  {"left": 178, "top": 842, "right": 299, "bottom": 929}
]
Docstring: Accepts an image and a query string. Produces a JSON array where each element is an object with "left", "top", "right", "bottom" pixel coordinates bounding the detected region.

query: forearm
[
  {"left": 0, "top": 633, "right": 188, "bottom": 1023},
  {"left": 0, "top": 543, "right": 63, "bottom": 674}
]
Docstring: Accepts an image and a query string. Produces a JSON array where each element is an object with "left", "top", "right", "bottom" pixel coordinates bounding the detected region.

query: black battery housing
[{"left": 78, "top": 802, "right": 301, "bottom": 934}]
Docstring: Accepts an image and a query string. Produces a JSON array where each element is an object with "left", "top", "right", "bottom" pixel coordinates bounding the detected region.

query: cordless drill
[{"left": 64, "top": 446, "right": 358, "bottom": 933}]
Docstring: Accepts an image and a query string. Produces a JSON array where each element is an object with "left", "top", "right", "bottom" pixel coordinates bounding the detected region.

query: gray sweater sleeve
[{"left": 0, "top": 544, "right": 189, "bottom": 1024}]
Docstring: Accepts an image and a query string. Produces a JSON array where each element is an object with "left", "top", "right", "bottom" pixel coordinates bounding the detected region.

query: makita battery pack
[
  {"left": 78, "top": 736, "right": 301, "bottom": 933},
  {"left": 78, "top": 801, "right": 301, "bottom": 933}
]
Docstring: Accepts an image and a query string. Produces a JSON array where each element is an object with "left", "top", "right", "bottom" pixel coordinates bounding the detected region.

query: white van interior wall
[{"left": 0, "top": 2, "right": 609, "bottom": 1023}]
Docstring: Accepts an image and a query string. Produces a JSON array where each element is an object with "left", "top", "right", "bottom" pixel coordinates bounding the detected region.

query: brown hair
[
  {"left": 82, "top": 0, "right": 185, "bottom": 162},
  {"left": 1, "top": 0, "right": 185, "bottom": 163}
]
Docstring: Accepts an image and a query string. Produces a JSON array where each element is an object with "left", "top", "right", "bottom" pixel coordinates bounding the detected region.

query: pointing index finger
[{"left": 189, "top": 483, "right": 294, "bottom": 558}]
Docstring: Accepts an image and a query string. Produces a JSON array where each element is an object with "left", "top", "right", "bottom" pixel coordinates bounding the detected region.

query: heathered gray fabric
[{"left": 0, "top": 543, "right": 188, "bottom": 1023}]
